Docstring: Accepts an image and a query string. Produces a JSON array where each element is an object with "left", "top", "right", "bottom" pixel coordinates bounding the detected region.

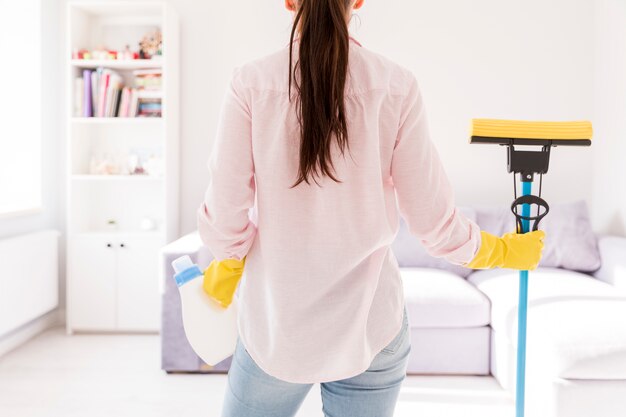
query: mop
[{"left": 469, "top": 119, "right": 593, "bottom": 417}]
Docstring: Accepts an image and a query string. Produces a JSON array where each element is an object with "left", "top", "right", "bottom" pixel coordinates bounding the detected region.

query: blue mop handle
[{"left": 516, "top": 180, "right": 532, "bottom": 417}]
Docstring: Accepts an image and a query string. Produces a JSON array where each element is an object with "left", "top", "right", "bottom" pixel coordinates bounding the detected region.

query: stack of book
[
  {"left": 134, "top": 69, "right": 162, "bottom": 90},
  {"left": 134, "top": 69, "right": 162, "bottom": 117},
  {"left": 74, "top": 67, "right": 162, "bottom": 118}
]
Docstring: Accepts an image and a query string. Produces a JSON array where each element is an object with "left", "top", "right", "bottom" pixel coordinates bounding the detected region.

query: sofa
[{"left": 159, "top": 200, "right": 626, "bottom": 417}]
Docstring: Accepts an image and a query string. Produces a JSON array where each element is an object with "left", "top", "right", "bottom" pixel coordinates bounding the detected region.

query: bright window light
[{"left": 0, "top": 0, "right": 42, "bottom": 217}]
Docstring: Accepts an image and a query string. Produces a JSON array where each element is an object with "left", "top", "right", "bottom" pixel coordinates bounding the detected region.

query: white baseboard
[{"left": 0, "top": 308, "right": 63, "bottom": 358}]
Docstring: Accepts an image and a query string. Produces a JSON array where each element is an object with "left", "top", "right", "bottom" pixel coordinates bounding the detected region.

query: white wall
[
  {"left": 358, "top": 0, "right": 595, "bottom": 213},
  {"left": 592, "top": 0, "right": 626, "bottom": 236}
]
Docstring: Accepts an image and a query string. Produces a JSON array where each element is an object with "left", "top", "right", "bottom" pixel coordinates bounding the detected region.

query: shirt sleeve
[
  {"left": 391, "top": 72, "right": 481, "bottom": 266},
  {"left": 197, "top": 66, "right": 257, "bottom": 262}
]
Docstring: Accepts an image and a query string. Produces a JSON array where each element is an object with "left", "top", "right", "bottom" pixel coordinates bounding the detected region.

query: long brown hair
[{"left": 288, "top": 0, "right": 352, "bottom": 188}]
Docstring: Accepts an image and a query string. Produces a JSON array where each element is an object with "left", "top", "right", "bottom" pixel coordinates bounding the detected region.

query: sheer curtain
[{"left": 0, "top": 0, "right": 41, "bottom": 216}]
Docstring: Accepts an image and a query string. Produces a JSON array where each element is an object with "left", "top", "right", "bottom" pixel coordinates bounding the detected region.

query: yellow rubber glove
[
  {"left": 464, "top": 230, "right": 546, "bottom": 270},
  {"left": 202, "top": 256, "right": 246, "bottom": 308}
]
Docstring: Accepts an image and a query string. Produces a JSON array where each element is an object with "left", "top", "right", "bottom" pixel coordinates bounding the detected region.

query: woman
[{"left": 197, "top": 1, "right": 545, "bottom": 416}]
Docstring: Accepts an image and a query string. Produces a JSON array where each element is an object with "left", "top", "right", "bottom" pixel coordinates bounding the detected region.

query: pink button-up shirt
[{"left": 197, "top": 35, "right": 481, "bottom": 384}]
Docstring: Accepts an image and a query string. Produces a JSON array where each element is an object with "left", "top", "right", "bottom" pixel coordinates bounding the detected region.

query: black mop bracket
[
  {"left": 506, "top": 143, "right": 551, "bottom": 183},
  {"left": 503, "top": 141, "right": 552, "bottom": 232},
  {"left": 511, "top": 195, "right": 549, "bottom": 233}
]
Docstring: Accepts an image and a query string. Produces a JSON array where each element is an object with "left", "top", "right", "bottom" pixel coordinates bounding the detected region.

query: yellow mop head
[{"left": 470, "top": 119, "right": 593, "bottom": 146}]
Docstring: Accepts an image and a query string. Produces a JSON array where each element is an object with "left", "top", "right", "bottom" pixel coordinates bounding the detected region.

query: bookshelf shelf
[
  {"left": 75, "top": 229, "right": 164, "bottom": 236},
  {"left": 71, "top": 116, "right": 163, "bottom": 124},
  {"left": 74, "top": 230, "right": 165, "bottom": 239},
  {"left": 71, "top": 174, "right": 164, "bottom": 182},
  {"left": 66, "top": 1, "right": 179, "bottom": 334},
  {"left": 70, "top": 59, "right": 163, "bottom": 70}
]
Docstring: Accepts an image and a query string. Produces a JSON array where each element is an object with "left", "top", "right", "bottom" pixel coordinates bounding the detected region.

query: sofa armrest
[{"left": 593, "top": 235, "right": 626, "bottom": 289}]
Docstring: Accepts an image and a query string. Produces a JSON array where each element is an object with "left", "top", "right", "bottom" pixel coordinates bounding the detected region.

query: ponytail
[{"left": 288, "top": 0, "right": 352, "bottom": 188}]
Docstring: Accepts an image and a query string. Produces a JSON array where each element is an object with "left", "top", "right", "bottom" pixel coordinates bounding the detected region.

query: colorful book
[
  {"left": 128, "top": 88, "right": 139, "bottom": 117},
  {"left": 112, "top": 88, "right": 122, "bottom": 117},
  {"left": 76, "top": 74, "right": 84, "bottom": 117},
  {"left": 137, "top": 97, "right": 162, "bottom": 117},
  {"left": 133, "top": 68, "right": 162, "bottom": 91},
  {"left": 119, "top": 87, "right": 131, "bottom": 117},
  {"left": 97, "top": 71, "right": 110, "bottom": 117},
  {"left": 82, "top": 69, "right": 92, "bottom": 117},
  {"left": 91, "top": 70, "right": 99, "bottom": 116}
]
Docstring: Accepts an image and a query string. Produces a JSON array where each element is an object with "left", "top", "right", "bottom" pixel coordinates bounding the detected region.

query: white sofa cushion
[
  {"left": 594, "top": 236, "right": 626, "bottom": 289},
  {"left": 469, "top": 267, "right": 626, "bottom": 379},
  {"left": 400, "top": 268, "right": 491, "bottom": 328},
  {"left": 407, "top": 327, "right": 490, "bottom": 375}
]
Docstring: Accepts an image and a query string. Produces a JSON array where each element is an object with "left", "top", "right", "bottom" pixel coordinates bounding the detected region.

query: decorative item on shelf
[
  {"left": 70, "top": 27, "right": 165, "bottom": 62},
  {"left": 139, "top": 29, "right": 162, "bottom": 59},
  {"left": 140, "top": 217, "right": 157, "bottom": 231},
  {"left": 93, "top": 47, "right": 117, "bottom": 60},
  {"left": 128, "top": 146, "right": 163, "bottom": 177},
  {"left": 105, "top": 219, "right": 119, "bottom": 231},
  {"left": 119, "top": 45, "right": 135, "bottom": 60},
  {"left": 128, "top": 152, "right": 146, "bottom": 175},
  {"left": 71, "top": 46, "right": 140, "bottom": 61},
  {"left": 72, "top": 48, "right": 91, "bottom": 59},
  {"left": 89, "top": 153, "right": 124, "bottom": 175}
]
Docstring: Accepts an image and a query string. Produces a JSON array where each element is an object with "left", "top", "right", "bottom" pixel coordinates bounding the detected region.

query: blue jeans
[{"left": 221, "top": 305, "right": 411, "bottom": 417}]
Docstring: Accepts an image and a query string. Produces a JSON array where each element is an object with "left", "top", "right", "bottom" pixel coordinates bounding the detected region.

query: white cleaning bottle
[{"left": 172, "top": 255, "right": 239, "bottom": 366}]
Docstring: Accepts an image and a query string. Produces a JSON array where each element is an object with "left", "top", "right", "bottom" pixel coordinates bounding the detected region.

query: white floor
[{"left": 0, "top": 326, "right": 515, "bottom": 417}]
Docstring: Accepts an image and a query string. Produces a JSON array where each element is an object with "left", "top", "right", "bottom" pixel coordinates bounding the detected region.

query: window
[{"left": 0, "top": 0, "right": 41, "bottom": 216}]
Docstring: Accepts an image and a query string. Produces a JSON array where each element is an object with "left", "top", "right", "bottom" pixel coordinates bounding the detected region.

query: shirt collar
[
  {"left": 349, "top": 35, "right": 362, "bottom": 46},
  {"left": 290, "top": 35, "right": 362, "bottom": 47}
]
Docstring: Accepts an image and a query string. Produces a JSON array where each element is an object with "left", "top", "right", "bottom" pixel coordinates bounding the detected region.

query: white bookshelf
[
  {"left": 70, "top": 58, "right": 162, "bottom": 69},
  {"left": 65, "top": 1, "right": 179, "bottom": 333}
]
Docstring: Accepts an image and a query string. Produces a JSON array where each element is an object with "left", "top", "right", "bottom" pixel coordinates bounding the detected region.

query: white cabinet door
[
  {"left": 115, "top": 236, "right": 163, "bottom": 331},
  {"left": 69, "top": 236, "right": 117, "bottom": 330}
]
